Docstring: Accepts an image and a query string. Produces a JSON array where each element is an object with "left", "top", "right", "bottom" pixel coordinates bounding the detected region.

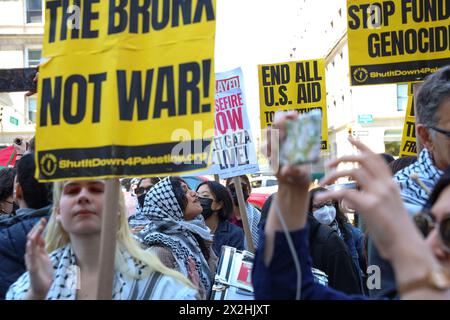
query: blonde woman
[{"left": 6, "top": 180, "right": 197, "bottom": 300}]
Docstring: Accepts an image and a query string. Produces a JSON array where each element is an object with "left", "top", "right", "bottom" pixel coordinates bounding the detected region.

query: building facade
[
  {"left": 0, "top": 0, "right": 43, "bottom": 146},
  {"left": 292, "top": 0, "right": 406, "bottom": 159}
]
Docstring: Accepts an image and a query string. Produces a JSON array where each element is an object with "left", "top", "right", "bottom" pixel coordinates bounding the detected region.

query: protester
[
  {"left": 226, "top": 175, "right": 261, "bottom": 250},
  {"left": 252, "top": 112, "right": 450, "bottom": 300},
  {"left": 0, "top": 168, "right": 16, "bottom": 217},
  {"left": 12, "top": 137, "right": 28, "bottom": 163},
  {"left": 134, "top": 177, "right": 161, "bottom": 210},
  {"left": 263, "top": 192, "right": 362, "bottom": 294},
  {"left": 394, "top": 66, "right": 450, "bottom": 215},
  {"left": 196, "top": 181, "right": 245, "bottom": 256},
  {"left": 7, "top": 179, "right": 196, "bottom": 300},
  {"left": 129, "top": 177, "right": 216, "bottom": 299},
  {"left": 369, "top": 66, "right": 450, "bottom": 298},
  {"left": 0, "top": 154, "right": 52, "bottom": 299},
  {"left": 309, "top": 187, "right": 364, "bottom": 294}
]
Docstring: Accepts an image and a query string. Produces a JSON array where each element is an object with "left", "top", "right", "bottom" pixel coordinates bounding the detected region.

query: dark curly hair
[
  {"left": 170, "top": 176, "right": 188, "bottom": 212},
  {"left": 171, "top": 176, "right": 210, "bottom": 260},
  {"left": 0, "top": 168, "right": 15, "bottom": 202}
]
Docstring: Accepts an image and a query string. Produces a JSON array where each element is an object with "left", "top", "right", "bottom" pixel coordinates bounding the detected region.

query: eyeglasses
[
  {"left": 134, "top": 186, "right": 153, "bottom": 196},
  {"left": 429, "top": 126, "right": 450, "bottom": 138},
  {"left": 227, "top": 183, "right": 248, "bottom": 192},
  {"left": 413, "top": 210, "right": 450, "bottom": 252}
]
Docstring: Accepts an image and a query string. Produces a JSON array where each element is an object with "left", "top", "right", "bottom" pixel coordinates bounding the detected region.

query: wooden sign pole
[
  {"left": 232, "top": 176, "right": 254, "bottom": 253},
  {"left": 95, "top": 179, "right": 120, "bottom": 300}
]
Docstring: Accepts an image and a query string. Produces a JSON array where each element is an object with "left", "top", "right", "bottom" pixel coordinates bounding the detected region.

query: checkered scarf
[
  {"left": 6, "top": 244, "right": 197, "bottom": 300},
  {"left": 129, "top": 177, "right": 213, "bottom": 295},
  {"left": 393, "top": 149, "right": 443, "bottom": 215}
]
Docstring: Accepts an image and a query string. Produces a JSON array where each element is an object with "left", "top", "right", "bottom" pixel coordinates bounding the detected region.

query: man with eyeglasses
[
  {"left": 134, "top": 177, "right": 161, "bottom": 209},
  {"left": 369, "top": 66, "right": 450, "bottom": 299}
]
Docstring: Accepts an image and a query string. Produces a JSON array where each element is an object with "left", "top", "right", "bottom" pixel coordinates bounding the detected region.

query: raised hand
[
  {"left": 316, "top": 136, "right": 422, "bottom": 261},
  {"left": 25, "top": 71, "right": 38, "bottom": 97},
  {"left": 263, "top": 112, "right": 312, "bottom": 264},
  {"left": 25, "top": 218, "right": 53, "bottom": 300}
]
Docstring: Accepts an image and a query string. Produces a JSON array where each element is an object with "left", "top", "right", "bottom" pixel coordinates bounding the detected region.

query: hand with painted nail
[{"left": 25, "top": 218, "right": 53, "bottom": 300}]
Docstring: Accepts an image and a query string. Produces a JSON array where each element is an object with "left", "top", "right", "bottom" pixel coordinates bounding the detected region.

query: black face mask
[
  {"left": 198, "top": 197, "right": 214, "bottom": 220},
  {"left": 228, "top": 184, "right": 249, "bottom": 206},
  {"left": 137, "top": 194, "right": 146, "bottom": 209}
]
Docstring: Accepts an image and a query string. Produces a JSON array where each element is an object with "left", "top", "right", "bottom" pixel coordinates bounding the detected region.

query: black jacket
[
  {"left": 308, "top": 215, "right": 362, "bottom": 295},
  {"left": 213, "top": 220, "right": 245, "bottom": 256},
  {"left": 0, "top": 205, "right": 51, "bottom": 299}
]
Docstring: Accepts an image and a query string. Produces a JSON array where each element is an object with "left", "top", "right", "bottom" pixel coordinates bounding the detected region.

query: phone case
[{"left": 280, "top": 109, "right": 322, "bottom": 166}]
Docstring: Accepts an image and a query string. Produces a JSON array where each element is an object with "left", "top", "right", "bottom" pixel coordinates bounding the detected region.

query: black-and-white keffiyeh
[
  {"left": 6, "top": 244, "right": 197, "bottom": 300},
  {"left": 128, "top": 177, "right": 213, "bottom": 295},
  {"left": 393, "top": 149, "right": 443, "bottom": 215},
  {"left": 245, "top": 202, "right": 261, "bottom": 250}
]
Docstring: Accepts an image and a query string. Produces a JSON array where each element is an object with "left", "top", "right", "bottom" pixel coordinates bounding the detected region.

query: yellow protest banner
[
  {"left": 36, "top": 0, "right": 216, "bottom": 181},
  {"left": 347, "top": 0, "right": 450, "bottom": 85},
  {"left": 258, "top": 59, "right": 328, "bottom": 151},
  {"left": 399, "top": 83, "right": 417, "bottom": 157}
]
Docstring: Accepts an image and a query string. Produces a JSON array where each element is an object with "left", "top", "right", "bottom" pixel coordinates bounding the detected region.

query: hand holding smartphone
[{"left": 279, "top": 109, "right": 322, "bottom": 166}]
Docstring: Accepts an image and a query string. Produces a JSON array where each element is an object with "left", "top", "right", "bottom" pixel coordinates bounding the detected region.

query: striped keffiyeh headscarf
[
  {"left": 393, "top": 149, "right": 443, "bottom": 215},
  {"left": 129, "top": 177, "right": 213, "bottom": 296}
]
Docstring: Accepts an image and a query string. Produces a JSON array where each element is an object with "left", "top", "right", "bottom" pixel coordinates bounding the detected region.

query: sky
[{"left": 214, "top": 0, "right": 301, "bottom": 135}]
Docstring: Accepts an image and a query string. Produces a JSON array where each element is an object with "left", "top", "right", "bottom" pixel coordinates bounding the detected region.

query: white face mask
[{"left": 313, "top": 205, "right": 336, "bottom": 225}]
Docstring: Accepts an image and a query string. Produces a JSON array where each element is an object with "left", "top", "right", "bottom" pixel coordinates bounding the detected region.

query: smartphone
[
  {"left": 280, "top": 109, "right": 322, "bottom": 166},
  {"left": 328, "top": 181, "right": 358, "bottom": 191},
  {"left": 0, "top": 68, "right": 37, "bottom": 93}
]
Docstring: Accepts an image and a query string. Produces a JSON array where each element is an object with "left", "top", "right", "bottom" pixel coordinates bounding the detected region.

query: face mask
[
  {"left": 137, "top": 194, "right": 146, "bottom": 209},
  {"left": 198, "top": 197, "right": 214, "bottom": 220},
  {"left": 313, "top": 205, "right": 336, "bottom": 225}
]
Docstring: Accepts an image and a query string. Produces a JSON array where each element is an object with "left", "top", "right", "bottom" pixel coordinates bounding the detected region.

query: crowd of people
[{"left": 0, "top": 66, "right": 449, "bottom": 299}]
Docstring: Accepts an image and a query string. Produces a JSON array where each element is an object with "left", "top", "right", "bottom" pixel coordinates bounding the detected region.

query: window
[
  {"left": 384, "top": 141, "right": 401, "bottom": 157},
  {"left": 27, "top": 97, "right": 37, "bottom": 124},
  {"left": 266, "top": 180, "right": 278, "bottom": 187},
  {"left": 26, "top": 49, "right": 41, "bottom": 67},
  {"left": 384, "top": 129, "right": 402, "bottom": 157},
  {"left": 26, "top": 0, "right": 43, "bottom": 24},
  {"left": 397, "top": 84, "right": 408, "bottom": 111}
]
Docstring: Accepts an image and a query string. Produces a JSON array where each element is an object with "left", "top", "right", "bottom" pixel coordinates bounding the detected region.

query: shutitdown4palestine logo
[
  {"left": 353, "top": 67, "right": 369, "bottom": 83},
  {"left": 40, "top": 153, "right": 58, "bottom": 177}
]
